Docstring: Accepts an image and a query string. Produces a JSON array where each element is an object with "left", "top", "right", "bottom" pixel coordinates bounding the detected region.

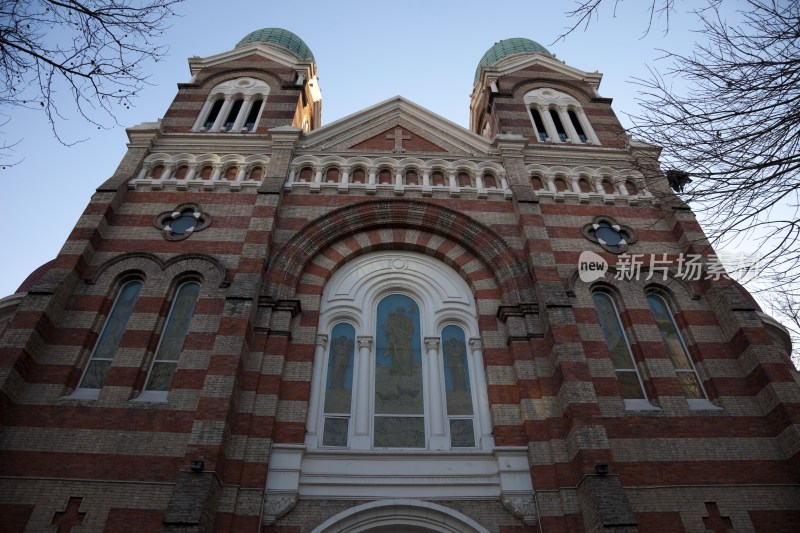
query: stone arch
[
  {"left": 310, "top": 499, "right": 491, "bottom": 533},
  {"left": 266, "top": 199, "right": 533, "bottom": 305}
]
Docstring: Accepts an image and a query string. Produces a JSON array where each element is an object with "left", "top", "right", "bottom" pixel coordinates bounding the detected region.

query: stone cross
[
  {"left": 386, "top": 127, "right": 411, "bottom": 153},
  {"left": 702, "top": 502, "right": 733, "bottom": 533},
  {"left": 51, "top": 497, "right": 86, "bottom": 533}
]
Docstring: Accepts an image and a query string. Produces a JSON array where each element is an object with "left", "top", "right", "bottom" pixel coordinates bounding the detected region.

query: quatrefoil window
[
  {"left": 582, "top": 216, "right": 637, "bottom": 253},
  {"left": 154, "top": 204, "right": 211, "bottom": 241}
]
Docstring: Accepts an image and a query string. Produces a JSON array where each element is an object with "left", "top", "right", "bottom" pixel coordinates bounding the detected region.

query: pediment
[
  {"left": 476, "top": 53, "right": 603, "bottom": 91},
  {"left": 297, "top": 97, "right": 491, "bottom": 158}
]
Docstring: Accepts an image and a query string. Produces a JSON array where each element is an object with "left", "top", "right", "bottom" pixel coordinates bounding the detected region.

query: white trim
[
  {"left": 311, "top": 251, "right": 491, "bottom": 453},
  {"left": 310, "top": 499, "right": 492, "bottom": 533}
]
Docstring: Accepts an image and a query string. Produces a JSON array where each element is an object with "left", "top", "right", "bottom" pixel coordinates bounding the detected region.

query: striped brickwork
[{"left": 0, "top": 40, "right": 798, "bottom": 533}]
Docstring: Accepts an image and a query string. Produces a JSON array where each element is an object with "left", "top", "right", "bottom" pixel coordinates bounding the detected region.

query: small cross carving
[
  {"left": 386, "top": 127, "right": 411, "bottom": 153},
  {"left": 702, "top": 502, "right": 733, "bottom": 533},
  {"left": 51, "top": 497, "right": 86, "bottom": 533}
]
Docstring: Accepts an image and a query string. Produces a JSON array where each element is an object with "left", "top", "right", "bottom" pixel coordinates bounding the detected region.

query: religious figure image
[
  {"left": 444, "top": 337, "right": 468, "bottom": 391},
  {"left": 330, "top": 335, "right": 354, "bottom": 389},
  {"left": 382, "top": 306, "right": 414, "bottom": 375}
]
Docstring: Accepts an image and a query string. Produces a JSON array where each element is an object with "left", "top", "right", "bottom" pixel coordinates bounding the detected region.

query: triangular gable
[
  {"left": 298, "top": 96, "right": 490, "bottom": 158},
  {"left": 350, "top": 126, "right": 447, "bottom": 154}
]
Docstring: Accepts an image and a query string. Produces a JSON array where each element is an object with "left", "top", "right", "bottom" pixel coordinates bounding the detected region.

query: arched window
[
  {"left": 524, "top": 88, "right": 599, "bottom": 145},
  {"left": 592, "top": 292, "right": 647, "bottom": 404},
  {"left": 78, "top": 280, "right": 143, "bottom": 390},
  {"left": 310, "top": 251, "right": 491, "bottom": 451},
  {"left": 143, "top": 281, "right": 201, "bottom": 394},
  {"left": 322, "top": 323, "right": 356, "bottom": 447},
  {"left": 192, "top": 78, "right": 270, "bottom": 133},
  {"left": 646, "top": 293, "right": 707, "bottom": 401}
]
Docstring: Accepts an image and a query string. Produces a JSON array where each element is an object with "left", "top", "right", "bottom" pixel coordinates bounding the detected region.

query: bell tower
[
  {"left": 470, "top": 37, "right": 625, "bottom": 149},
  {"left": 161, "top": 27, "right": 322, "bottom": 135}
]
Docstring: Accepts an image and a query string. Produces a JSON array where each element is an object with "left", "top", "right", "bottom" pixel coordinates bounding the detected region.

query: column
[
  {"left": 209, "top": 164, "right": 222, "bottom": 182},
  {"left": 547, "top": 175, "right": 557, "bottom": 193},
  {"left": 476, "top": 173, "right": 485, "bottom": 189},
  {"left": 447, "top": 170, "right": 458, "bottom": 191},
  {"left": 135, "top": 163, "right": 150, "bottom": 181},
  {"left": 211, "top": 96, "right": 234, "bottom": 132},
  {"left": 571, "top": 177, "right": 582, "bottom": 194},
  {"left": 499, "top": 171, "right": 509, "bottom": 190},
  {"left": 558, "top": 105, "right": 580, "bottom": 143},
  {"left": 231, "top": 95, "right": 254, "bottom": 132},
  {"left": 368, "top": 168, "right": 377, "bottom": 186},
  {"left": 287, "top": 166, "right": 296, "bottom": 184},
  {"left": 425, "top": 337, "right": 448, "bottom": 450},
  {"left": 338, "top": 167, "right": 350, "bottom": 192},
  {"left": 352, "top": 336, "right": 373, "bottom": 449},
  {"left": 160, "top": 163, "right": 175, "bottom": 181},
  {"left": 538, "top": 105, "right": 559, "bottom": 142},
  {"left": 576, "top": 108, "right": 600, "bottom": 144},
  {"left": 184, "top": 164, "right": 198, "bottom": 181},
  {"left": 192, "top": 96, "right": 215, "bottom": 131},
  {"left": 422, "top": 170, "right": 430, "bottom": 187},
  {"left": 395, "top": 169, "right": 403, "bottom": 186},
  {"left": 469, "top": 338, "right": 494, "bottom": 448},
  {"left": 235, "top": 167, "right": 247, "bottom": 182},
  {"left": 305, "top": 334, "right": 328, "bottom": 446}
]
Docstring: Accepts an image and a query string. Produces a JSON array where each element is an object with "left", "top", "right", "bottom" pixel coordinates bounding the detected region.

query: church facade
[{"left": 0, "top": 28, "right": 798, "bottom": 532}]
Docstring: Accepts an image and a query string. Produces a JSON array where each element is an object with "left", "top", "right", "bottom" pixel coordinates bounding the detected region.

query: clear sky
[{"left": 0, "top": 0, "right": 729, "bottom": 297}]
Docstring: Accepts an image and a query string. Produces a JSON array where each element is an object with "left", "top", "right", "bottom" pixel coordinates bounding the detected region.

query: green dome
[
  {"left": 236, "top": 28, "right": 314, "bottom": 60},
  {"left": 474, "top": 38, "right": 552, "bottom": 82}
]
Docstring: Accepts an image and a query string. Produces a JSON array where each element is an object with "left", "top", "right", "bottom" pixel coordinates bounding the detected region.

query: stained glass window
[
  {"left": 145, "top": 282, "right": 201, "bottom": 391},
  {"left": 592, "top": 292, "right": 646, "bottom": 400},
  {"left": 322, "top": 323, "right": 356, "bottom": 447},
  {"left": 79, "top": 280, "right": 143, "bottom": 389},
  {"left": 374, "top": 294, "right": 424, "bottom": 448},
  {"left": 442, "top": 325, "right": 475, "bottom": 448},
  {"left": 647, "top": 294, "right": 706, "bottom": 399}
]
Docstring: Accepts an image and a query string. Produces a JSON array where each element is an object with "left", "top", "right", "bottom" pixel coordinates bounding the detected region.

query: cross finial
[
  {"left": 51, "top": 497, "right": 86, "bottom": 533},
  {"left": 386, "top": 127, "right": 412, "bottom": 153}
]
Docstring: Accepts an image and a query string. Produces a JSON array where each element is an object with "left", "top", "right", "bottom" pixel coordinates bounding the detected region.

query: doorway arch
[{"left": 310, "top": 499, "right": 491, "bottom": 533}]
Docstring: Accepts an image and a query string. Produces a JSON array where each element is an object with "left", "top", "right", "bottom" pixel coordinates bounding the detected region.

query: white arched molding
[
  {"left": 191, "top": 77, "right": 270, "bottom": 133},
  {"left": 264, "top": 251, "right": 534, "bottom": 513},
  {"left": 523, "top": 88, "right": 600, "bottom": 145},
  {"left": 309, "top": 250, "right": 492, "bottom": 452},
  {"left": 309, "top": 500, "right": 493, "bottom": 533}
]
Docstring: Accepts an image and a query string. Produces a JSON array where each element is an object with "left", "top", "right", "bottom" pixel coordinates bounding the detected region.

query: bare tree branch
[{"left": 0, "top": 0, "right": 182, "bottom": 147}]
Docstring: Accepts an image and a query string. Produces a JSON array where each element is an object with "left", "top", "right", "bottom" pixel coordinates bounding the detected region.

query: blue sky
[{"left": 0, "top": 0, "right": 722, "bottom": 297}]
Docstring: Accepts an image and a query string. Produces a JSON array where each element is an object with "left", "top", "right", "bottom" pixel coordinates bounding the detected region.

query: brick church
[{"left": 0, "top": 28, "right": 798, "bottom": 532}]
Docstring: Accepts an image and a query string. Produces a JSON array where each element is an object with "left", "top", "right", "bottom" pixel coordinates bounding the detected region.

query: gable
[
  {"left": 349, "top": 126, "right": 447, "bottom": 154},
  {"left": 298, "top": 97, "right": 490, "bottom": 158}
]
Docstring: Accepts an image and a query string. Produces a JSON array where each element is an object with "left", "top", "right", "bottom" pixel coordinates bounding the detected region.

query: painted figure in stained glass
[
  {"left": 444, "top": 337, "right": 468, "bottom": 391},
  {"left": 324, "top": 323, "right": 355, "bottom": 415},
  {"left": 374, "top": 294, "right": 424, "bottom": 447},
  {"left": 382, "top": 307, "right": 414, "bottom": 375},
  {"left": 442, "top": 325, "right": 473, "bottom": 417}
]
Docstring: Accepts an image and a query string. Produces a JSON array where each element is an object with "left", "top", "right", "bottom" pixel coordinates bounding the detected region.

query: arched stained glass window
[
  {"left": 374, "top": 294, "right": 424, "bottom": 448},
  {"left": 592, "top": 292, "right": 646, "bottom": 400},
  {"left": 145, "top": 281, "right": 201, "bottom": 391},
  {"left": 79, "top": 280, "right": 143, "bottom": 389},
  {"left": 442, "top": 325, "right": 475, "bottom": 448},
  {"left": 646, "top": 294, "right": 707, "bottom": 399},
  {"left": 322, "top": 323, "right": 356, "bottom": 447}
]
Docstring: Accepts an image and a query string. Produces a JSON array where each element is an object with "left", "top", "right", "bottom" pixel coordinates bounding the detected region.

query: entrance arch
[{"left": 310, "top": 499, "right": 491, "bottom": 533}]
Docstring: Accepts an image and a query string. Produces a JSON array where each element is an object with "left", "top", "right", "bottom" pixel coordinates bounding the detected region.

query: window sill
[
  {"left": 624, "top": 399, "right": 661, "bottom": 411},
  {"left": 687, "top": 398, "right": 723, "bottom": 411},
  {"left": 62, "top": 388, "right": 100, "bottom": 401},
  {"left": 131, "top": 390, "right": 169, "bottom": 403}
]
